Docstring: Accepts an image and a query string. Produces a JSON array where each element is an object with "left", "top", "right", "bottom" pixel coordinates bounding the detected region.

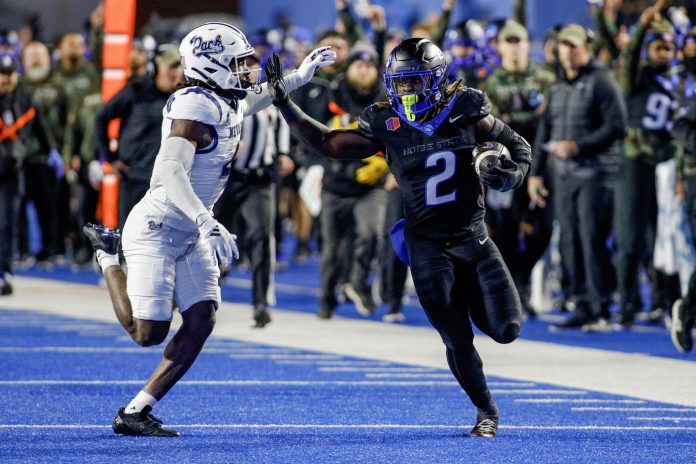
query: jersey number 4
[{"left": 425, "top": 151, "right": 456, "bottom": 206}]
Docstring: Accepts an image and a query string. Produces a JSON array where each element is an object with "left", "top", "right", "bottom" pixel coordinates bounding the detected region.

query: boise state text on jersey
[{"left": 358, "top": 87, "right": 491, "bottom": 240}]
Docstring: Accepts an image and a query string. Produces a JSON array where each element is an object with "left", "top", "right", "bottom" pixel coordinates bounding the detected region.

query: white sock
[
  {"left": 124, "top": 390, "right": 158, "bottom": 414},
  {"left": 95, "top": 250, "right": 120, "bottom": 272}
]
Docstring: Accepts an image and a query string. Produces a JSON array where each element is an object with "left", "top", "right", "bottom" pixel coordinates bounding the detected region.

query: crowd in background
[{"left": 2, "top": 0, "right": 696, "bottom": 348}]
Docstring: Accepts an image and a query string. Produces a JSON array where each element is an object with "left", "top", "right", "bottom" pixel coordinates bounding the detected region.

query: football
[{"left": 472, "top": 142, "right": 510, "bottom": 176}]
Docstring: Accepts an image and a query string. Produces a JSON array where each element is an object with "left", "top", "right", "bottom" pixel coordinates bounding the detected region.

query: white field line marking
[
  {"left": 364, "top": 373, "right": 456, "bottom": 379},
  {"left": 628, "top": 417, "right": 696, "bottom": 421},
  {"left": 318, "top": 367, "right": 436, "bottom": 372},
  {"left": 228, "top": 354, "right": 343, "bottom": 360},
  {"left": 1, "top": 423, "right": 696, "bottom": 431},
  {"left": 572, "top": 407, "right": 696, "bottom": 412},
  {"left": 363, "top": 374, "right": 535, "bottom": 387},
  {"left": 0, "top": 380, "right": 586, "bottom": 393},
  {"left": 0, "top": 346, "right": 293, "bottom": 355},
  {"left": 516, "top": 399, "right": 646, "bottom": 404},
  {"left": 0, "top": 380, "right": 457, "bottom": 386},
  {"left": 274, "top": 360, "right": 393, "bottom": 366}
]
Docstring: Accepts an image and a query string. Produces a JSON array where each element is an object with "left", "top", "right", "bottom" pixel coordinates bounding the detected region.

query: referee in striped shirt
[{"left": 215, "top": 101, "right": 293, "bottom": 328}]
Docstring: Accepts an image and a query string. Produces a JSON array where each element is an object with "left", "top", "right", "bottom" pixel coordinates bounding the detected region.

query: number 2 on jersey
[{"left": 425, "top": 150, "right": 456, "bottom": 206}]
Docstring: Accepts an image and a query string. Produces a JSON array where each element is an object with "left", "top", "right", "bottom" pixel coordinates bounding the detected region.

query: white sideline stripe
[
  {"left": 6, "top": 277, "right": 696, "bottom": 407},
  {"left": 365, "top": 373, "right": 453, "bottom": 378},
  {"left": 318, "top": 367, "right": 436, "bottom": 372},
  {"left": 228, "top": 354, "right": 342, "bottom": 360},
  {"left": 274, "top": 360, "right": 393, "bottom": 366},
  {"left": 0, "top": 346, "right": 293, "bottom": 355},
  {"left": 572, "top": 407, "right": 696, "bottom": 412},
  {"left": 0, "top": 380, "right": 458, "bottom": 386},
  {"left": 0, "top": 380, "right": 586, "bottom": 392},
  {"left": 1, "top": 423, "right": 696, "bottom": 431},
  {"left": 517, "top": 399, "right": 646, "bottom": 404},
  {"left": 628, "top": 417, "right": 696, "bottom": 421},
  {"left": 225, "top": 277, "right": 321, "bottom": 297}
]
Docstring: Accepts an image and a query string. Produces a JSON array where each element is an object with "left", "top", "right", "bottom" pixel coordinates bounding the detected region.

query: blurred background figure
[
  {"left": 0, "top": 53, "right": 53, "bottom": 295},
  {"left": 95, "top": 45, "right": 183, "bottom": 250}
]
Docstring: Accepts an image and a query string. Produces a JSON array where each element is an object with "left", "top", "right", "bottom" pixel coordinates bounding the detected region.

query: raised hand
[
  {"left": 297, "top": 46, "right": 337, "bottom": 84},
  {"left": 264, "top": 52, "right": 289, "bottom": 107}
]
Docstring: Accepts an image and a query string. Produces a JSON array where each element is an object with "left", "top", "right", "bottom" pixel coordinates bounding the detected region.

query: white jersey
[
  {"left": 144, "top": 86, "right": 243, "bottom": 232},
  {"left": 141, "top": 75, "right": 303, "bottom": 233}
]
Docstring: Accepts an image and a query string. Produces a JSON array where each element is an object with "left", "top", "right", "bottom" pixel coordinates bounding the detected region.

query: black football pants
[{"left": 404, "top": 224, "right": 522, "bottom": 410}]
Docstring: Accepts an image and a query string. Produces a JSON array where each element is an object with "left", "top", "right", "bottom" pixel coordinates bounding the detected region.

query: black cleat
[
  {"left": 83, "top": 223, "right": 121, "bottom": 255},
  {"left": 671, "top": 299, "right": 694, "bottom": 353},
  {"left": 112, "top": 406, "right": 179, "bottom": 437},
  {"left": 0, "top": 273, "right": 12, "bottom": 296},
  {"left": 317, "top": 296, "right": 337, "bottom": 319},
  {"left": 251, "top": 304, "right": 272, "bottom": 328},
  {"left": 344, "top": 283, "right": 376, "bottom": 316},
  {"left": 470, "top": 413, "right": 498, "bottom": 438}
]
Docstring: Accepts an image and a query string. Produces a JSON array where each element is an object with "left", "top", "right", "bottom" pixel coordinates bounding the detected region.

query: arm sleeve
[
  {"left": 277, "top": 98, "right": 384, "bottom": 159},
  {"left": 575, "top": 71, "right": 627, "bottom": 154},
  {"left": 338, "top": 4, "right": 364, "bottom": 44},
  {"left": 617, "top": 22, "right": 646, "bottom": 95},
  {"left": 276, "top": 114, "right": 291, "bottom": 155},
  {"left": 485, "top": 118, "right": 532, "bottom": 187},
  {"left": 94, "top": 84, "right": 135, "bottom": 161},
  {"left": 151, "top": 136, "right": 209, "bottom": 225},
  {"left": 241, "top": 72, "right": 306, "bottom": 117},
  {"left": 431, "top": 7, "right": 452, "bottom": 48}
]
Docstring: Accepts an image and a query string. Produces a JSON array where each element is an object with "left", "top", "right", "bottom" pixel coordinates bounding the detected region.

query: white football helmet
[{"left": 179, "top": 22, "right": 261, "bottom": 95}]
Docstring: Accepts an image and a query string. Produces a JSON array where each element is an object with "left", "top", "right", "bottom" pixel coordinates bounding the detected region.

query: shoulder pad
[
  {"left": 358, "top": 102, "right": 391, "bottom": 139},
  {"left": 454, "top": 88, "right": 491, "bottom": 123},
  {"left": 165, "top": 87, "right": 225, "bottom": 126}
]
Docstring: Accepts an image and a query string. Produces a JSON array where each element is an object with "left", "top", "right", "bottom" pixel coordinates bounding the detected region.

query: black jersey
[
  {"left": 626, "top": 72, "right": 679, "bottom": 138},
  {"left": 358, "top": 88, "right": 490, "bottom": 240}
]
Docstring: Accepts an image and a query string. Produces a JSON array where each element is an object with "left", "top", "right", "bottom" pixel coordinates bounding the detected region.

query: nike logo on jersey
[
  {"left": 449, "top": 114, "right": 464, "bottom": 123},
  {"left": 478, "top": 236, "right": 490, "bottom": 245}
]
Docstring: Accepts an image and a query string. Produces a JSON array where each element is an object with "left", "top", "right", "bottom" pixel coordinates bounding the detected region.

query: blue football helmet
[{"left": 384, "top": 38, "right": 448, "bottom": 122}]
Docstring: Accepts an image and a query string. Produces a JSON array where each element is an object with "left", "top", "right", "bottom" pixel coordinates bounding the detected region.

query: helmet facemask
[
  {"left": 223, "top": 53, "right": 262, "bottom": 94},
  {"left": 384, "top": 65, "right": 447, "bottom": 121}
]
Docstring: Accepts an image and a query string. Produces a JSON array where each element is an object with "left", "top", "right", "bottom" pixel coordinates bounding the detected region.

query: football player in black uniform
[{"left": 264, "top": 38, "right": 532, "bottom": 438}]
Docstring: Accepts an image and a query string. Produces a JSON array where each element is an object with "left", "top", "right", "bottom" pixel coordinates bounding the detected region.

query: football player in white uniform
[{"left": 83, "top": 22, "right": 336, "bottom": 436}]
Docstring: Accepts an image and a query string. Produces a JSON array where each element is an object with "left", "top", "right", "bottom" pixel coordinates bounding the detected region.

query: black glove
[
  {"left": 478, "top": 155, "right": 522, "bottom": 192},
  {"left": 264, "top": 52, "right": 289, "bottom": 107}
]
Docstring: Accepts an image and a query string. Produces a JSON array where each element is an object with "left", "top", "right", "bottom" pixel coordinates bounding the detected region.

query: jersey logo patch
[{"left": 386, "top": 117, "right": 400, "bottom": 131}]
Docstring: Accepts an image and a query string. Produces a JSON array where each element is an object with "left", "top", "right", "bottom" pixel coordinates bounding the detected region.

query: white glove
[
  {"left": 198, "top": 214, "right": 240, "bottom": 266},
  {"left": 297, "top": 46, "right": 337, "bottom": 85}
]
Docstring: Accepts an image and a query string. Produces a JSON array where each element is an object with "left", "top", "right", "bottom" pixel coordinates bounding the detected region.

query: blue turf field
[
  {"left": 3, "top": 257, "right": 696, "bottom": 463},
  {"left": 1, "top": 308, "right": 696, "bottom": 464}
]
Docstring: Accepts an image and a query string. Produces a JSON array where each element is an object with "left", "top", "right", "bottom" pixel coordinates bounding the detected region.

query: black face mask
[
  {"left": 650, "top": 62, "right": 669, "bottom": 74},
  {"left": 685, "top": 56, "right": 696, "bottom": 74}
]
